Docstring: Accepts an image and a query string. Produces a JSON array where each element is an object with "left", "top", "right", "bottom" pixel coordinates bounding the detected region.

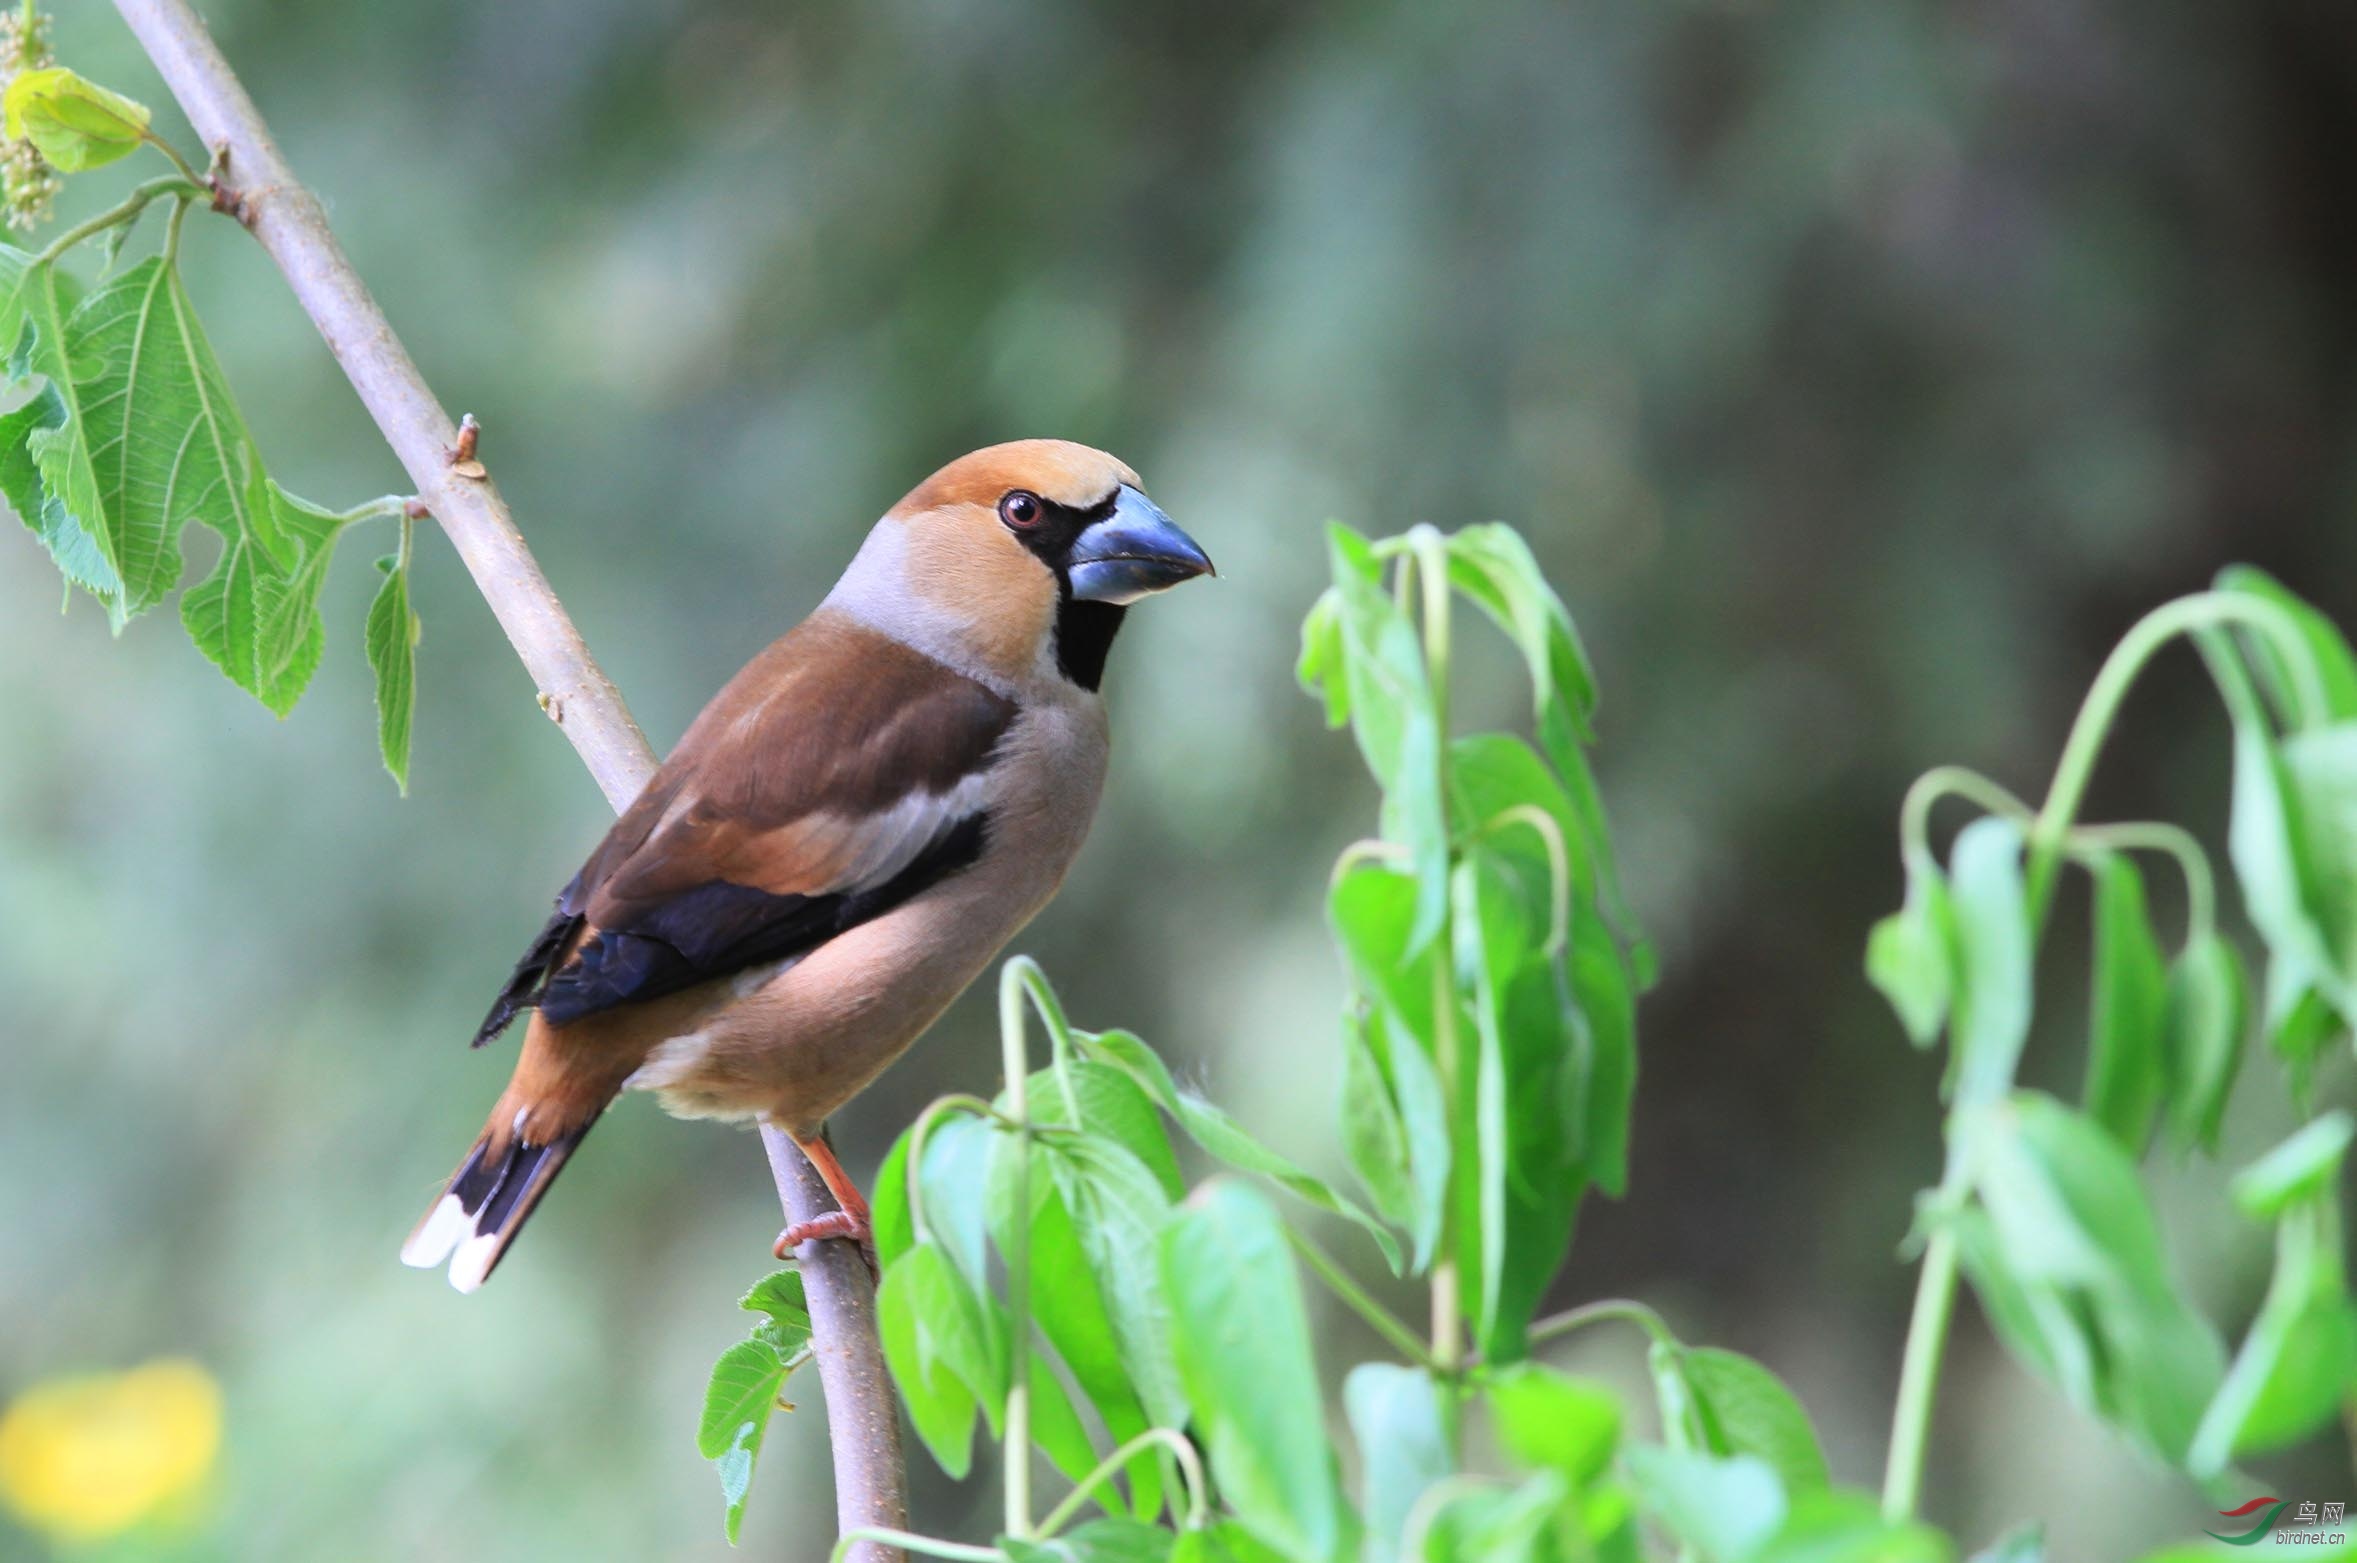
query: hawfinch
[{"left": 402, "top": 440, "right": 1212, "bottom": 1291}]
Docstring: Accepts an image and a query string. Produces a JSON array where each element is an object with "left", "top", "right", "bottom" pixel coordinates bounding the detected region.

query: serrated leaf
[
  {"left": 697, "top": 1336, "right": 791, "bottom": 1544},
  {"left": 0, "top": 247, "right": 120, "bottom": 605},
  {"left": 366, "top": 549, "right": 418, "bottom": 789},
  {"left": 70, "top": 256, "right": 277, "bottom": 616},
  {"left": 183, "top": 481, "right": 353, "bottom": 716},
  {"left": 1044, "top": 1130, "right": 1185, "bottom": 1430}
]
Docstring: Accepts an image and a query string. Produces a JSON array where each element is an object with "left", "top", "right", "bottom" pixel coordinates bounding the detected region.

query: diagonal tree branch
[{"left": 107, "top": 2, "right": 906, "bottom": 1556}]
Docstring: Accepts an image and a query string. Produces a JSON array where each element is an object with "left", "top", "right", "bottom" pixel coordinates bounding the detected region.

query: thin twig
[{"left": 107, "top": 2, "right": 907, "bottom": 1556}]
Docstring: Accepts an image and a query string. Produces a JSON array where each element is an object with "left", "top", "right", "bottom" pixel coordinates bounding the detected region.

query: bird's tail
[{"left": 400, "top": 1109, "right": 601, "bottom": 1293}]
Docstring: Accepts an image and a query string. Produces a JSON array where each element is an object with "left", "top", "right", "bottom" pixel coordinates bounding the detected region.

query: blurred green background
[{"left": 5, "top": 0, "right": 2355, "bottom": 1556}]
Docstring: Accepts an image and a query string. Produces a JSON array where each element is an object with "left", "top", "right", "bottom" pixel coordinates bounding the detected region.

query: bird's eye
[{"left": 999, "top": 490, "right": 1043, "bottom": 529}]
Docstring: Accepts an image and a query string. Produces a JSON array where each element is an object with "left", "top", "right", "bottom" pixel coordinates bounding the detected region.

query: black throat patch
[{"left": 1053, "top": 595, "right": 1126, "bottom": 692}]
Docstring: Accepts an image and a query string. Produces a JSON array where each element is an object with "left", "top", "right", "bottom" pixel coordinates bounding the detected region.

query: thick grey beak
[{"left": 1067, "top": 486, "right": 1215, "bottom": 605}]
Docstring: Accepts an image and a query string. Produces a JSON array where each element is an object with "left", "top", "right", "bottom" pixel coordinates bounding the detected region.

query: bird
[{"left": 401, "top": 440, "right": 1213, "bottom": 1292}]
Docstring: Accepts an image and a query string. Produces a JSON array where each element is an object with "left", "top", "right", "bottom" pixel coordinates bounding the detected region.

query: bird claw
[{"left": 774, "top": 1210, "right": 879, "bottom": 1282}]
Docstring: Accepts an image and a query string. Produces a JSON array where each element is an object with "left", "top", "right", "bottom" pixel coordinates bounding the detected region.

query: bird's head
[{"left": 832, "top": 439, "right": 1214, "bottom": 691}]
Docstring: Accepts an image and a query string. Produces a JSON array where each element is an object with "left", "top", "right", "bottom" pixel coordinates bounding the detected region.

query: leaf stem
[
  {"left": 1036, "top": 1429, "right": 1210, "bottom": 1537},
  {"left": 901, "top": 1095, "right": 994, "bottom": 1249},
  {"left": 138, "top": 127, "right": 205, "bottom": 188},
  {"left": 997, "top": 960, "right": 1036, "bottom": 1541},
  {"left": 1898, "top": 766, "right": 2034, "bottom": 871},
  {"left": 1880, "top": 1223, "right": 1960, "bottom": 1521},
  {"left": 1004, "top": 954, "right": 1082, "bottom": 1127},
  {"left": 1285, "top": 1224, "right": 1440, "bottom": 1369},
  {"left": 2068, "top": 820, "right": 2217, "bottom": 948},
  {"left": 1478, "top": 804, "right": 1572, "bottom": 958},
  {"left": 31, "top": 174, "right": 199, "bottom": 264},
  {"left": 827, "top": 1530, "right": 1002, "bottom": 1563},
  {"left": 1524, "top": 1296, "right": 1678, "bottom": 1352}
]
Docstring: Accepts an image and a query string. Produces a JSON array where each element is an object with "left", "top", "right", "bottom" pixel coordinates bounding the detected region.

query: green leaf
[
  {"left": 1486, "top": 1363, "right": 1619, "bottom": 1486},
  {"left": 365, "top": 548, "right": 419, "bottom": 789},
  {"left": 1754, "top": 1490, "right": 1955, "bottom": 1563},
  {"left": 3, "top": 67, "right": 151, "bottom": 172},
  {"left": 911, "top": 1109, "right": 999, "bottom": 1291},
  {"left": 1081, "top": 1027, "right": 1402, "bottom": 1271},
  {"left": 1945, "top": 819, "right": 2033, "bottom": 1106},
  {"left": 0, "top": 248, "right": 120, "bottom": 604},
  {"left": 698, "top": 1337, "right": 791, "bottom": 1544},
  {"left": 2080, "top": 854, "right": 2168, "bottom": 1151},
  {"left": 2229, "top": 1111, "right": 2354, "bottom": 1221},
  {"left": 991, "top": 1162, "right": 1166, "bottom": 1521},
  {"left": 70, "top": 256, "right": 275, "bottom": 618},
  {"left": 2189, "top": 1195, "right": 2357, "bottom": 1475},
  {"left": 1027, "top": 1349, "right": 1103, "bottom": 1491},
  {"left": 1172, "top": 1522, "right": 1295, "bottom": 1563},
  {"left": 1345, "top": 1364, "right": 1452, "bottom": 1563},
  {"left": 2215, "top": 565, "right": 2357, "bottom": 727},
  {"left": 1004, "top": 1520, "right": 1178, "bottom": 1563},
  {"left": 738, "top": 1268, "right": 812, "bottom": 1356},
  {"left": 1867, "top": 858, "right": 1953, "bottom": 1049},
  {"left": 1331, "top": 864, "right": 1452, "bottom": 1271},
  {"left": 1676, "top": 1348, "right": 1831, "bottom": 1495},
  {"left": 1414, "top": 1470, "right": 1573, "bottom": 1563},
  {"left": 183, "top": 481, "right": 354, "bottom": 717},
  {"left": 1321, "top": 525, "right": 1449, "bottom": 951},
  {"left": 2161, "top": 934, "right": 2248, "bottom": 1155},
  {"left": 1297, "top": 588, "right": 1350, "bottom": 727},
  {"left": 875, "top": 1244, "right": 983, "bottom": 1478},
  {"left": 1042, "top": 1130, "right": 1186, "bottom": 1429},
  {"left": 1161, "top": 1181, "right": 1347, "bottom": 1563},
  {"left": 1621, "top": 1446, "right": 1786, "bottom": 1563},
  {"left": 1960, "top": 1094, "right": 2225, "bottom": 1463},
  {"left": 1444, "top": 522, "right": 1597, "bottom": 737}
]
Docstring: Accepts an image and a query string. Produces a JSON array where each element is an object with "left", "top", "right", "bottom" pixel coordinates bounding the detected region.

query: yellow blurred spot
[{"left": 0, "top": 1359, "right": 221, "bottom": 1544}]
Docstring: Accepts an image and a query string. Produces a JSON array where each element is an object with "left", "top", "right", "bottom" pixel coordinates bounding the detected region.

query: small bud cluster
[{"left": 0, "top": 6, "right": 57, "bottom": 230}]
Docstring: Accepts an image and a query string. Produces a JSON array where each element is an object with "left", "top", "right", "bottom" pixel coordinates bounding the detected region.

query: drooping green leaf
[
  {"left": 2189, "top": 1198, "right": 2357, "bottom": 1475},
  {"left": 1944, "top": 819, "right": 2033, "bottom": 1106},
  {"left": 2229, "top": 1112, "right": 2355, "bottom": 1221},
  {"left": 1486, "top": 1363, "right": 1619, "bottom": 1486},
  {"left": 1331, "top": 864, "right": 1451, "bottom": 1270},
  {"left": 183, "top": 481, "right": 355, "bottom": 717},
  {"left": 2080, "top": 853, "right": 2168, "bottom": 1152},
  {"left": 1445, "top": 522, "right": 1598, "bottom": 737},
  {"left": 1319, "top": 524, "right": 1449, "bottom": 950},
  {"left": 1027, "top": 1349, "right": 1103, "bottom": 1491},
  {"left": 1161, "top": 1181, "right": 1348, "bottom": 1563},
  {"left": 876, "top": 1244, "right": 983, "bottom": 1478},
  {"left": 0, "top": 248, "right": 119, "bottom": 604},
  {"left": 1080, "top": 1027, "right": 1400, "bottom": 1270},
  {"left": 1960, "top": 1093, "right": 2226, "bottom": 1464},
  {"left": 69, "top": 256, "right": 276, "bottom": 617},
  {"left": 1621, "top": 1446, "right": 1786, "bottom": 1563},
  {"left": 2161, "top": 934, "right": 2248, "bottom": 1155},
  {"left": 1676, "top": 1348, "right": 1831, "bottom": 1496},
  {"left": 697, "top": 1336, "right": 792, "bottom": 1543},
  {"left": 2215, "top": 565, "right": 2357, "bottom": 728},
  {"left": 1345, "top": 1364, "right": 1452, "bottom": 1563},
  {"left": 365, "top": 548, "right": 419, "bottom": 789},
  {"left": 2, "top": 67, "right": 151, "bottom": 172},
  {"left": 1867, "top": 856, "right": 1953, "bottom": 1049},
  {"left": 1042, "top": 1129, "right": 1186, "bottom": 1429},
  {"left": 988, "top": 1158, "right": 1165, "bottom": 1522}
]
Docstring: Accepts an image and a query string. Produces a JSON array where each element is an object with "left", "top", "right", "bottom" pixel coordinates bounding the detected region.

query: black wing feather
[{"left": 536, "top": 813, "right": 989, "bottom": 1025}]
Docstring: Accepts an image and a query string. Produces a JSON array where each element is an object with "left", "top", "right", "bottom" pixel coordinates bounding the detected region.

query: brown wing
[{"left": 471, "top": 614, "right": 1015, "bottom": 1044}]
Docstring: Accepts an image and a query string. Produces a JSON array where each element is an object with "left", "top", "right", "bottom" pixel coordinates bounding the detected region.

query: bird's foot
[{"left": 774, "top": 1209, "right": 879, "bottom": 1281}]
